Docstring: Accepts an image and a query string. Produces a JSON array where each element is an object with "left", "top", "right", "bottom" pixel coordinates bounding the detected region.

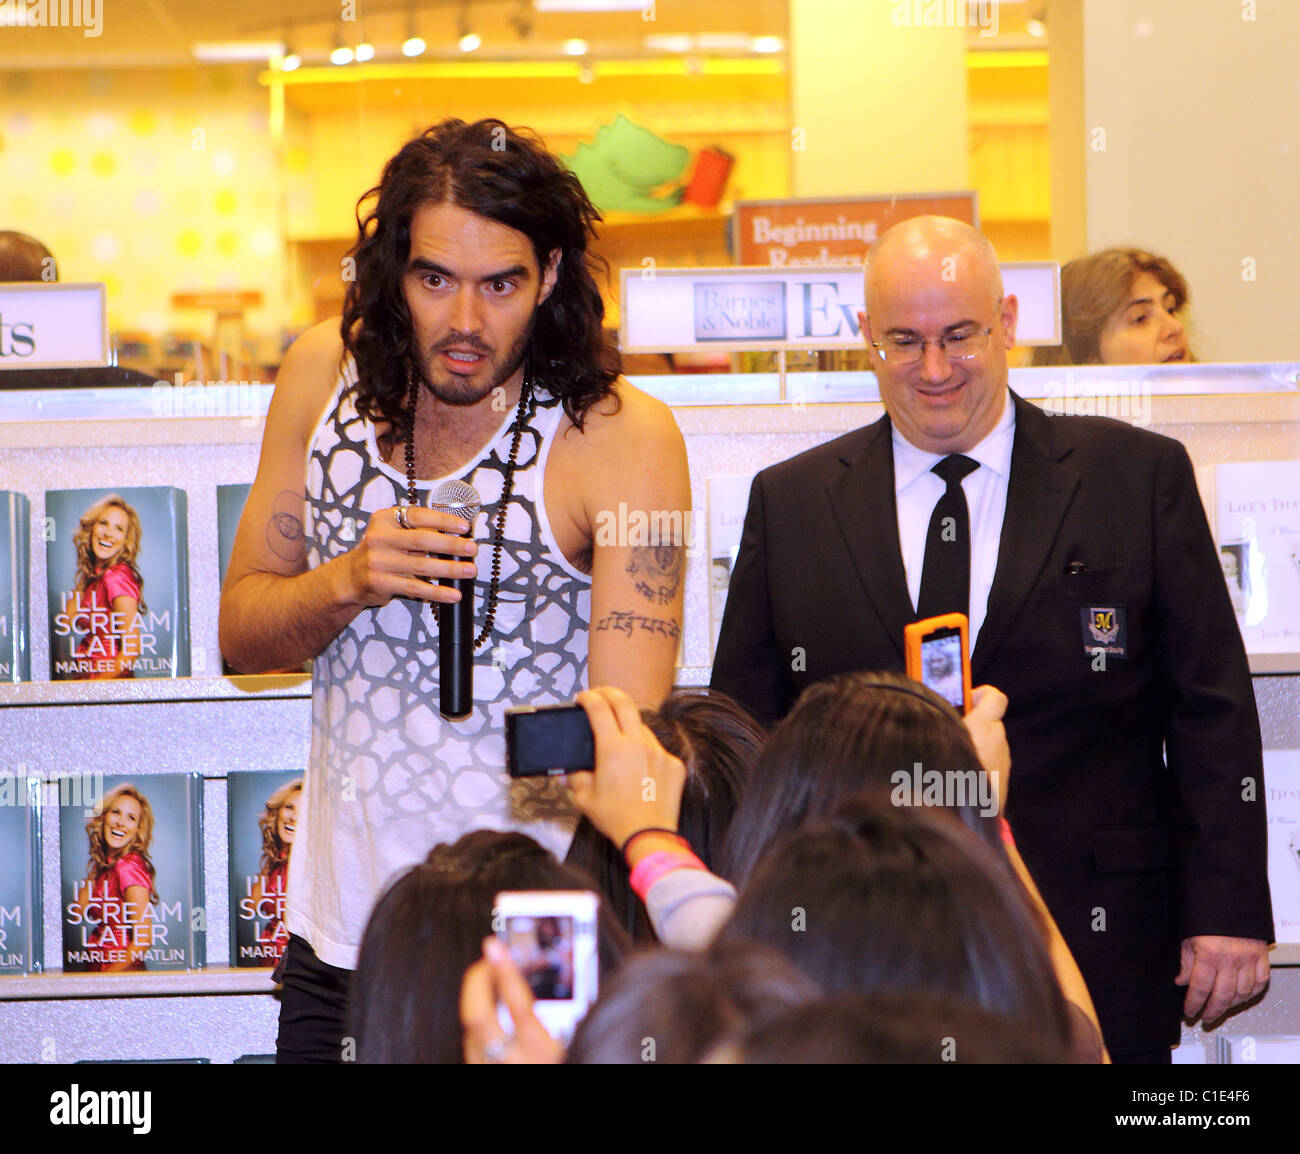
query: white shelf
[
  {"left": 0, "top": 966, "right": 278, "bottom": 1001},
  {"left": 0, "top": 673, "right": 310, "bottom": 707}
]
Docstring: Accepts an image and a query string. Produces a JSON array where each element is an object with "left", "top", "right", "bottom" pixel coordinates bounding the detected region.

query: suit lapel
[
  {"left": 825, "top": 414, "right": 914, "bottom": 664},
  {"left": 973, "top": 392, "right": 1080, "bottom": 676}
]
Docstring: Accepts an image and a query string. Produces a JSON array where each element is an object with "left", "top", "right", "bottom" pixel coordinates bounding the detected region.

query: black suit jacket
[{"left": 711, "top": 391, "right": 1274, "bottom": 1056}]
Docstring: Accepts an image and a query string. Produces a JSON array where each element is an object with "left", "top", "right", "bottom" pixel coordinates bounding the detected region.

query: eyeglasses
[{"left": 870, "top": 325, "right": 994, "bottom": 366}]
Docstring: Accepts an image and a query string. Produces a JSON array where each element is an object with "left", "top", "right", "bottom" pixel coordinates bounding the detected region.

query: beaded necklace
[{"left": 403, "top": 366, "right": 533, "bottom": 651}]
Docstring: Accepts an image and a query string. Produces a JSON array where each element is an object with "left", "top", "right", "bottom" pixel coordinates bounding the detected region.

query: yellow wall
[
  {"left": 0, "top": 67, "right": 286, "bottom": 344},
  {"left": 789, "top": 1, "right": 968, "bottom": 196},
  {"left": 0, "top": 45, "right": 1056, "bottom": 347}
]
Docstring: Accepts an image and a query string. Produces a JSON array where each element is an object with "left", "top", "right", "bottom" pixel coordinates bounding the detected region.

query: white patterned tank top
[{"left": 286, "top": 361, "right": 590, "bottom": 969}]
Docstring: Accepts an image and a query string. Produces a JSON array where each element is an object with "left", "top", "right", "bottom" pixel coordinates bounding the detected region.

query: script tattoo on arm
[
  {"left": 267, "top": 489, "right": 307, "bottom": 564},
  {"left": 625, "top": 544, "right": 684, "bottom": 606},
  {"left": 594, "top": 610, "right": 682, "bottom": 641}
]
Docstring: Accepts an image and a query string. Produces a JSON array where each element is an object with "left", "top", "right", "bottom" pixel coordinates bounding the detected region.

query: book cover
[
  {"left": 217, "top": 483, "right": 251, "bottom": 676},
  {"left": 1206, "top": 461, "right": 1300, "bottom": 654},
  {"left": 226, "top": 769, "right": 302, "bottom": 967},
  {"left": 0, "top": 775, "right": 42, "bottom": 973},
  {"left": 59, "top": 772, "right": 204, "bottom": 972},
  {"left": 0, "top": 491, "right": 31, "bottom": 682},
  {"left": 217, "top": 482, "right": 308, "bottom": 677},
  {"left": 45, "top": 486, "right": 191, "bottom": 680},
  {"left": 1264, "top": 749, "right": 1300, "bottom": 946},
  {"left": 707, "top": 474, "right": 756, "bottom": 659}
]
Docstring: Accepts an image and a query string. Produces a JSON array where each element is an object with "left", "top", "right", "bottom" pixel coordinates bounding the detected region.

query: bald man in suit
[{"left": 711, "top": 217, "right": 1272, "bottom": 1062}]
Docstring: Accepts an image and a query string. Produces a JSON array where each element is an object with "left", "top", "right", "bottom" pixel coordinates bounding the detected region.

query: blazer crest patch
[{"left": 1080, "top": 605, "right": 1127, "bottom": 656}]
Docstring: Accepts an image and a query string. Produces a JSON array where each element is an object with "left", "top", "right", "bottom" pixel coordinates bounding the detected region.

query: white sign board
[
  {"left": 620, "top": 263, "right": 1060, "bottom": 353},
  {"left": 0, "top": 283, "right": 110, "bottom": 370}
]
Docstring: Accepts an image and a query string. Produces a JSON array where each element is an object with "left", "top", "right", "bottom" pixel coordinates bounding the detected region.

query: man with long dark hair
[{"left": 220, "top": 119, "right": 689, "bottom": 1062}]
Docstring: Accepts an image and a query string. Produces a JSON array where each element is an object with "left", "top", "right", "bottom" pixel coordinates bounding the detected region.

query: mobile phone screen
[
  {"left": 500, "top": 914, "right": 577, "bottom": 1002},
  {"left": 919, "top": 627, "right": 966, "bottom": 711}
]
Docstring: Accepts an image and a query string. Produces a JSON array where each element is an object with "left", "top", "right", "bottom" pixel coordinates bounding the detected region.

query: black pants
[
  {"left": 275, "top": 934, "right": 354, "bottom": 1064},
  {"left": 1112, "top": 1046, "right": 1174, "bottom": 1065}
]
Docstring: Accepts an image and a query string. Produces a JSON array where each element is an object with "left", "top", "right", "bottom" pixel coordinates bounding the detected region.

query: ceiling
[
  {"left": 0, "top": 0, "right": 786, "bottom": 65},
  {"left": 0, "top": 0, "right": 1044, "bottom": 68}
]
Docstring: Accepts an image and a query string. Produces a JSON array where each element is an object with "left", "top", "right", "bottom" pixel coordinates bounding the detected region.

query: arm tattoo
[
  {"left": 625, "top": 544, "right": 684, "bottom": 606},
  {"left": 267, "top": 489, "right": 307, "bottom": 563},
  {"left": 594, "top": 610, "right": 681, "bottom": 641}
]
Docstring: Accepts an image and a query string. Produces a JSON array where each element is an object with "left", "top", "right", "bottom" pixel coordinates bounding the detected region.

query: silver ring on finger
[
  {"left": 484, "top": 1033, "right": 514, "bottom": 1063},
  {"left": 395, "top": 505, "right": 411, "bottom": 531}
]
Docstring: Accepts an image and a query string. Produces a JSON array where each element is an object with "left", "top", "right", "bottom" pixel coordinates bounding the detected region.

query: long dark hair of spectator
[
  {"left": 351, "top": 830, "right": 629, "bottom": 1064},
  {"left": 721, "top": 671, "right": 997, "bottom": 884},
  {"left": 565, "top": 940, "right": 820, "bottom": 1065},
  {"left": 340, "top": 118, "right": 620, "bottom": 440},
  {"left": 718, "top": 796, "right": 1074, "bottom": 1051},
  {"left": 565, "top": 689, "right": 760, "bottom": 943}
]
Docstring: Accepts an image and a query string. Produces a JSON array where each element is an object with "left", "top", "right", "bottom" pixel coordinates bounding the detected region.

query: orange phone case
[{"left": 904, "top": 612, "right": 972, "bottom": 714}]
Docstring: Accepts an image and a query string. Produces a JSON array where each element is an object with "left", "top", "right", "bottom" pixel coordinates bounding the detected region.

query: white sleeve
[{"left": 644, "top": 867, "right": 736, "bottom": 951}]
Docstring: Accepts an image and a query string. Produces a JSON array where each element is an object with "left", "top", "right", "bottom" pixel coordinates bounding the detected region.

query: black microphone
[{"left": 428, "top": 479, "right": 481, "bottom": 720}]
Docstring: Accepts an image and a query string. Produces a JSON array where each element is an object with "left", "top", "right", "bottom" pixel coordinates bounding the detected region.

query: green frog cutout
[{"left": 563, "top": 114, "right": 689, "bottom": 215}]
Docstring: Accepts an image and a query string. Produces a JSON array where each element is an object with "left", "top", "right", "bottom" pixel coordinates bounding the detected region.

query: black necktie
[{"left": 917, "top": 454, "right": 980, "bottom": 620}]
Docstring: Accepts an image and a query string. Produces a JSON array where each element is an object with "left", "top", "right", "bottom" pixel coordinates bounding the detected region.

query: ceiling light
[
  {"left": 644, "top": 34, "right": 692, "bottom": 53},
  {"left": 192, "top": 40, "right": 285, "bottom": 62},
  {"left": 535, "top": 1, "right": 644, "bottom": 10},
  {"left": 402, "top": 35, "right": 426, "bottom": 56},
  {"left": 282, "top": 52, "right": 301, "bottom": 71},
  {"left": 563, "top": 38, "right": 588, "bottom": 56},
  {"left": 355, "top": 42, "right": 375, "bottom": 61},
  {"left": 458, "top": 2, "right": 480, "bottom": 53},
  {"left": 330, "top": 45, "right": 354, "bottom": 65},
  {"left": 751, "top": 36, "right": 783, "bottom": 54},
  {"left": 695, "top": 33, "right": 752, "bottom": 52}
]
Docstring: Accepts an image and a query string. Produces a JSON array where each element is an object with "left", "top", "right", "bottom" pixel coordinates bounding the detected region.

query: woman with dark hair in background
[
  {"left": 721, "top": 670, "right": 1000, "bottom": 884},
  {"left": 717, "top": 796, "right": 1079, "bottom": 1057},
  {"left": 1031, "top": 247, "right": 1192, "bottom": 366},
  {"left": 0, "top": 230, "right": 55, "bottom": 281},
  {"left": 562, "top": 940, "right": 819, "bottom": 1064},
  {"left": 350, "top": 829, "right": 630, "bottom": 1064},
  {"left": 722, "top": 990, "right": 1070, "bottom": 1064},
  {"left": 564, "top": 688, "right": 758, "bottom": 943}
]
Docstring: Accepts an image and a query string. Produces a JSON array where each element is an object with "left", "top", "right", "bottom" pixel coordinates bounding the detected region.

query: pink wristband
[
  {"left": 629, "top": 848, "right": 706, "bottom": 901},
  {"left": 998, "top": 816, "right": 1015, "bottom": 849}
]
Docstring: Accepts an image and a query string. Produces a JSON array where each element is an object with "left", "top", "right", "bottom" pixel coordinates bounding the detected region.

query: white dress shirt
[{"left": 892, "top": 392, "right": 1016, "bottom": 650}]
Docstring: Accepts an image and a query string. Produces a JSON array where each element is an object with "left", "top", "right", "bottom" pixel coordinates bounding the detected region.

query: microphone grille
[{"left": 428, "top": 479, "right": 482, "bottom": 525}]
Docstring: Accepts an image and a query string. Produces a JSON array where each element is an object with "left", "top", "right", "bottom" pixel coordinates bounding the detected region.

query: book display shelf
[{"left": 0, "top": 368, "right": 1297, "bottom": 1062}]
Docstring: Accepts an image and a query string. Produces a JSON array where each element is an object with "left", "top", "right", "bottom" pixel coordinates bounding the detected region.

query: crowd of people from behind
[{"left": 353, "top": 680, "right": 1104, "bottom": 1064}]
